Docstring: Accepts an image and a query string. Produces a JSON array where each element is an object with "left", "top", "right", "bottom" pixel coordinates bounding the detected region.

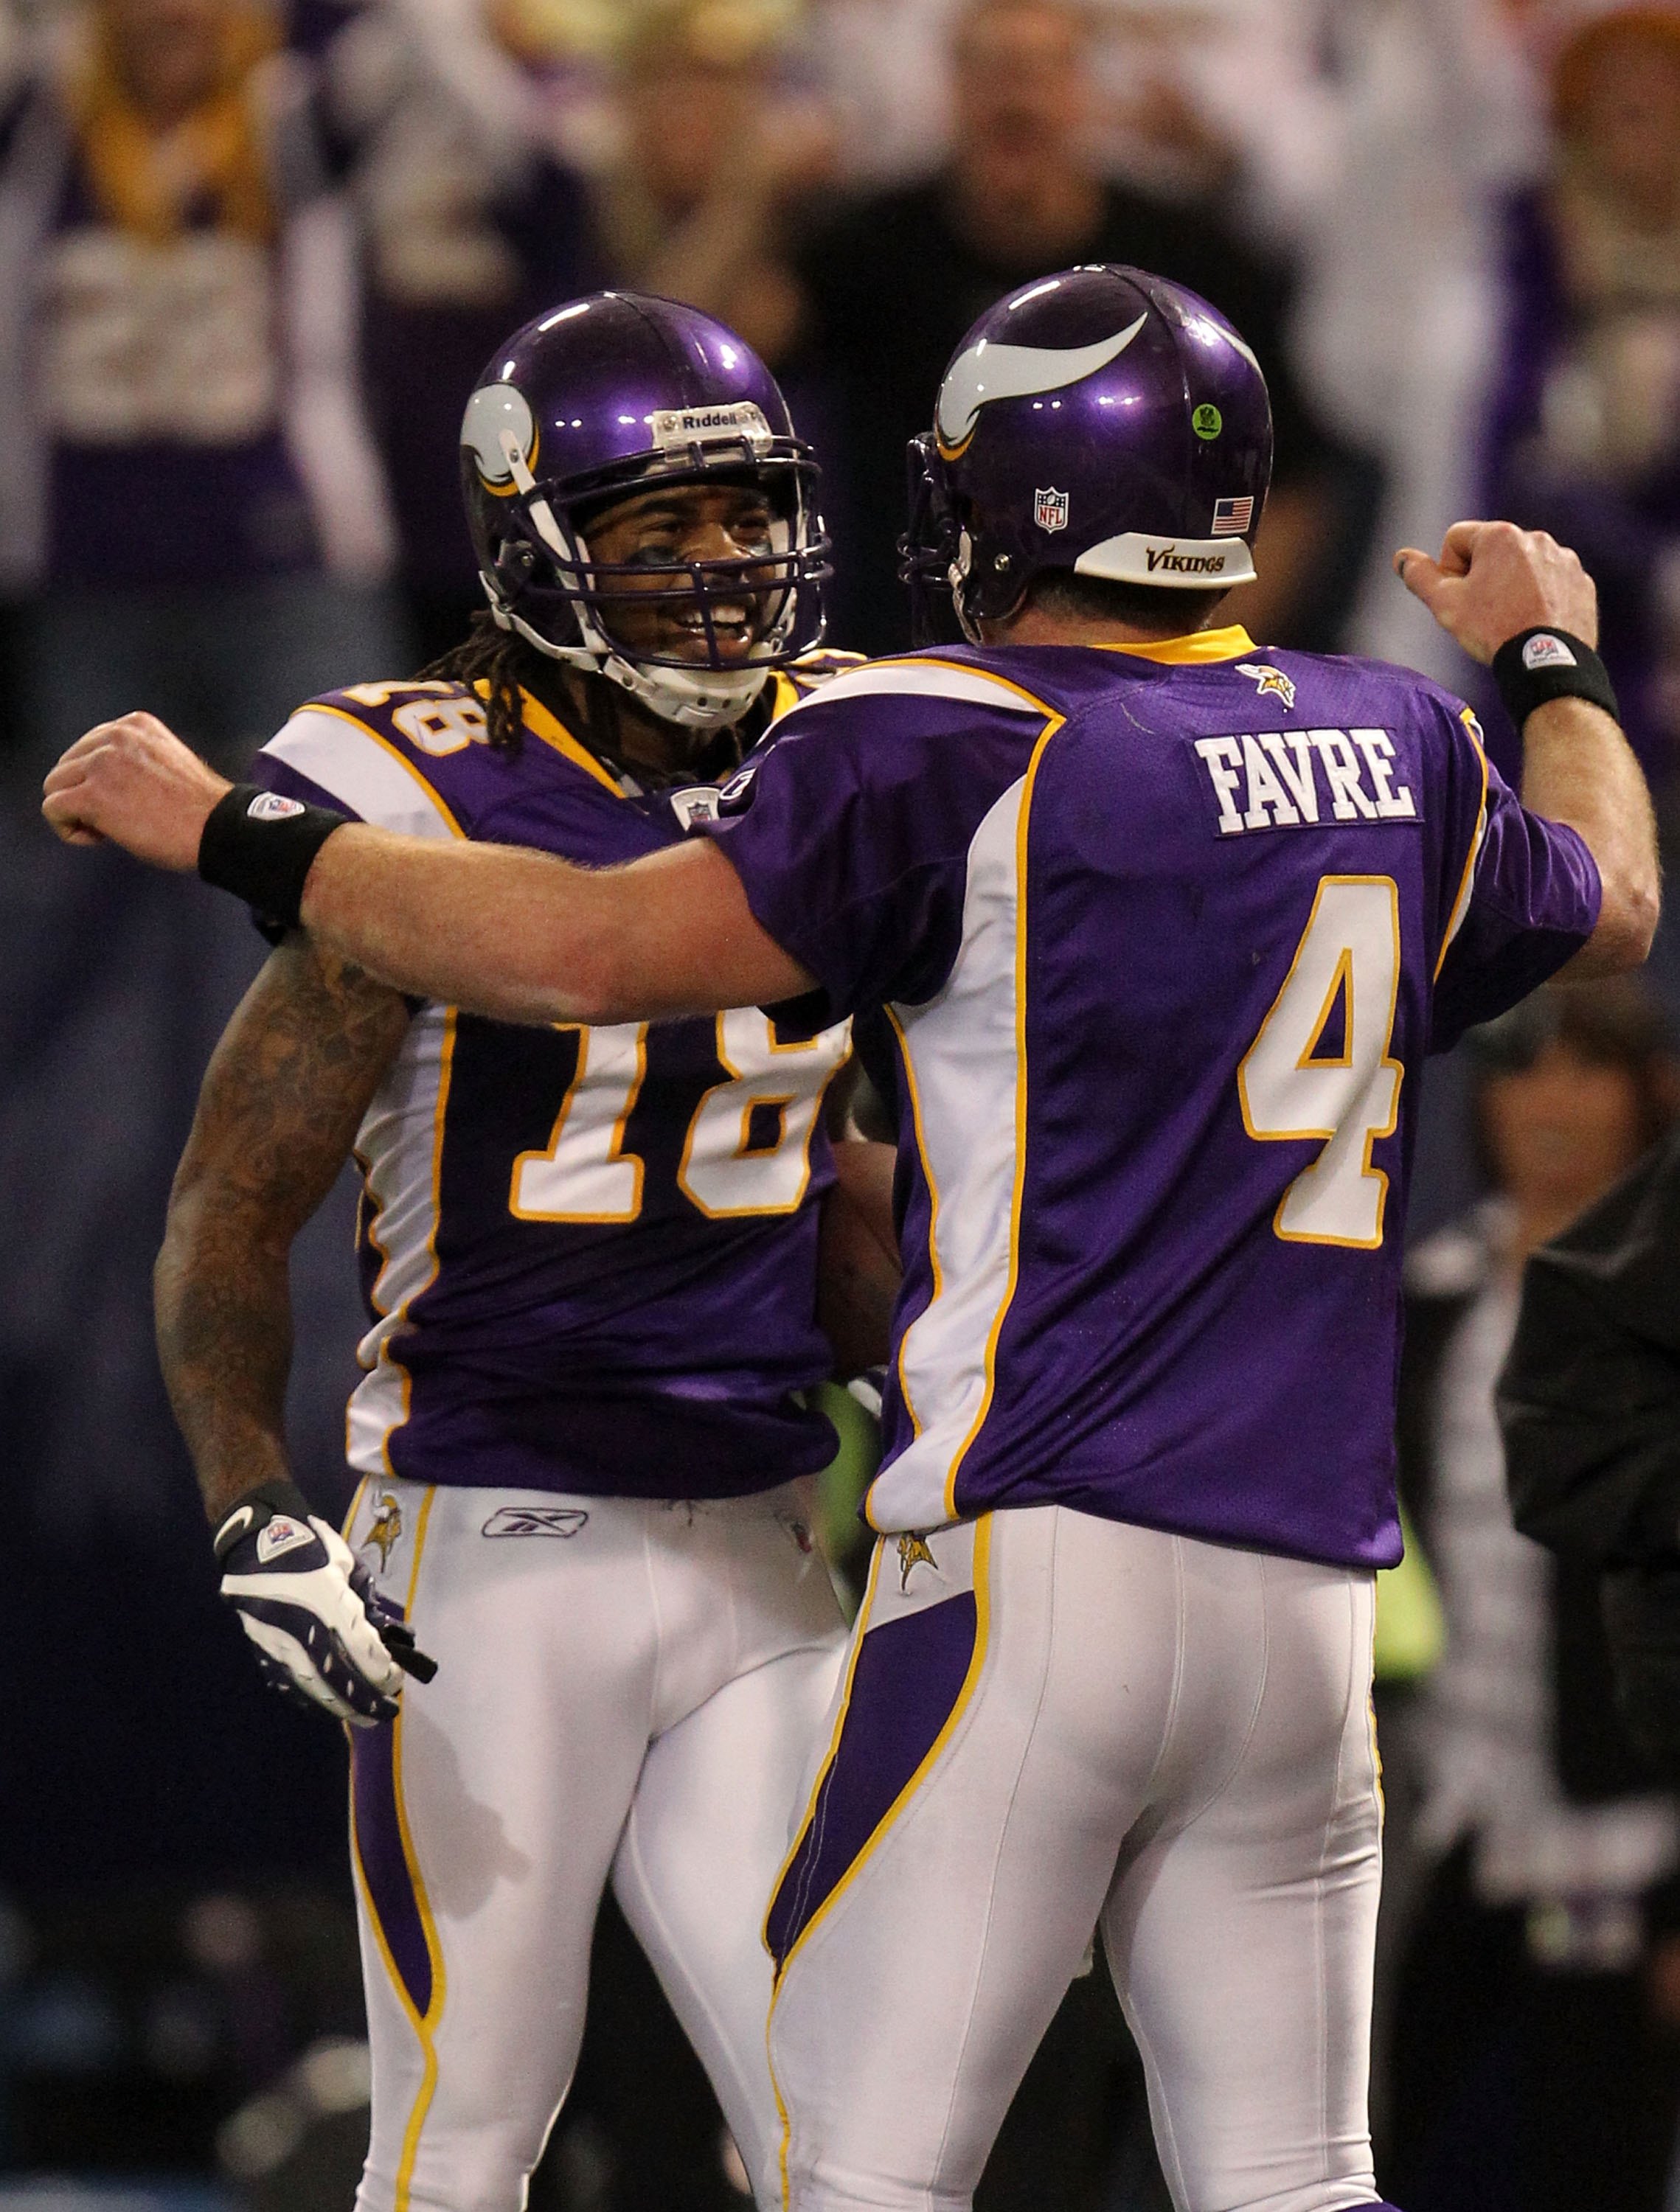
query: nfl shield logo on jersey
[
  {"left": 1034, "top": 487, "right": 1069, "bottom": 535},
  {"left": 668, "top": 786, "right": 722, "bottom": 830}
]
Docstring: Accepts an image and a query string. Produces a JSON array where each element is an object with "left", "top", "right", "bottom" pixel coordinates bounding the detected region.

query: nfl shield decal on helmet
[{"left": 1035, "top": 487, "right": 1069, "bottom": 534}]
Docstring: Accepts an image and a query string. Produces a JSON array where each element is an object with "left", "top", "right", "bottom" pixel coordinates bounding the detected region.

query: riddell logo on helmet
[
  {"left": 648, "top": 403, "right": 772, "bottom": 451},
  {"left": 1145, "top": 546, "right": 1229, "bottom": 576}
]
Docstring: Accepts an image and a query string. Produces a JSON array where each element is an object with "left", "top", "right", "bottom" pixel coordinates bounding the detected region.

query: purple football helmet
[
  {"left": 461, "top": 292, "right": 828, "bottom": 729},
  {"left": 903, "top": 265, "right": 1273, "bottom": 642}
]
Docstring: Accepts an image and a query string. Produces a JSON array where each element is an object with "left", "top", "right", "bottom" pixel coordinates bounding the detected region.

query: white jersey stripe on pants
[
  {"left": 345, "top": 1476, "right": 846, "bottom": 2212},
  {"left": 766, "top": 1506, "right": 1383, "bottom": 2212},
  {"left": 349, "top": 1483, "right": 447, "bottom": 2208}
]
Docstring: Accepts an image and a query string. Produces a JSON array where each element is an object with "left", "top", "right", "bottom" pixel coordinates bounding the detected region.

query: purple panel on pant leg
[
  {"left": 767, "top": 1590, "right": 977, "bottom": 1970},
  {"left": 352, "top": 1721, "right": 434, "bottom": 2020}
]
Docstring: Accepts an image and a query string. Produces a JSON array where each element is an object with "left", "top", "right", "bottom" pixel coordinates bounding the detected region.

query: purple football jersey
[
  {"left": 252, "top": 661, "right": 857, "bottom": 1499},
  {"left": 703, "top": 627, "right": 1601, "bottom": 1568}
]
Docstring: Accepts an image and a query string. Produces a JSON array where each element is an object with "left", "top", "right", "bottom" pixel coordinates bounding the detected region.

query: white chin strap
[{"left": 493, "top": 431, "right": 772, "bottom": 734}]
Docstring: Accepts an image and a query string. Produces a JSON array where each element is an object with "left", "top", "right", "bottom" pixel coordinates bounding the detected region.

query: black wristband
[
  {"left": 198, "top": 783, "right": 348, "bottom": 931},
  {"left": 1492, "top": 628, "right": 1620, "bottom": 727},
  {"left": 212, "top": 1478, "right": 316, "bottom": 1563}
]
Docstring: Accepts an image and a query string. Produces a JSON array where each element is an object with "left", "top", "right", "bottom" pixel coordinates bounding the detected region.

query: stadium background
[{"left": 4, "top": 0, "right": 1680, "bottom": 2203}]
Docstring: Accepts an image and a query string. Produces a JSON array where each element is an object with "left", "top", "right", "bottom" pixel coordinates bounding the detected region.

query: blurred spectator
[
  {"left": 1388, "top": 978, "right": 1680, "bottom": 2212},
  {"left": 807, "top": 0, "right": 956, "bottom": 185},
  {"left": 1483, "top": 4, "right": 1680, "bottom": 787},
  {"left": 1271, "top": 0, "right": 1541, "bottom": 692},
  {"left": 3, "top": 1883, "right": 363, "bottom": 2182},
  {"left": 324, "top": 0, "right": 603, "bottom": 663},
  {"left": 0, "top": 0, "right": 406, "bottom": 781},
  {"left": 788, "top": 0, "right": 1341, "bottom": 657},
  {"left": 1086, "top": 0, "right": 1322, "bottom": 219},
  {"left": 1499, "top": 1118, "right": 1680, "bottom": 1800},
  {"left": 592, "top": 0, "right": 833, "bottom": 368}
]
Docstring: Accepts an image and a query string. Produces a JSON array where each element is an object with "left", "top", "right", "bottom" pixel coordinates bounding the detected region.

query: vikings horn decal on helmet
[
  {"left": 903, "top": 265, "right": 1274, "bottom": 643},
  {"left": 461, "top": 293, "right": 830, "bottom": 730}
]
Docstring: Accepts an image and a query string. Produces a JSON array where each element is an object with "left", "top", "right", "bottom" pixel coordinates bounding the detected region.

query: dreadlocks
[
  {"left": 419, "top": 611, "right": 532, "bottom": 754},
  {"left": 418, "top": 611, "right": 752, "bottom": 786}
]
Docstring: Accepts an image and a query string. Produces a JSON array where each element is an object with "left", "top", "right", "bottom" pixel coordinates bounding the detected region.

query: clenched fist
[
  {"left": 1394, "top": 521, "right": 1598, "bottom": 666},
  {"left": 42, "top": 712, "right": 230, "bottom": 871}
]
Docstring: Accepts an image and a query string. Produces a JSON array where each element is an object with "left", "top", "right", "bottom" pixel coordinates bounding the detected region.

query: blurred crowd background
[{"left": 5, "top": 0, "right": 1680, "bottom": 2204}]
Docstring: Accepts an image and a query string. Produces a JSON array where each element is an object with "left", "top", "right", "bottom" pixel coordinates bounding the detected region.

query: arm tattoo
[{"left": 155, "top": 936, "right": 412, "bottom": 1524}]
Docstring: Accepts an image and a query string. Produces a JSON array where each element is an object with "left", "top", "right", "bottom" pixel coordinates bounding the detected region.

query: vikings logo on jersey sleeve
[{"left": 1236, "top": 660, "right": 1294, "bottom": 709}]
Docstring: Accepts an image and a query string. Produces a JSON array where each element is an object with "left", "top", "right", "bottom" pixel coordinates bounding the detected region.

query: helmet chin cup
[
  {"left": 603, "top": 655, "right": 768, "bottom": 731},
  {"left": 482, "top": 577, "right": 768, "bottom": 733},
  {"left": 569, "top": 588, "right": 769, "bottom": 731}
]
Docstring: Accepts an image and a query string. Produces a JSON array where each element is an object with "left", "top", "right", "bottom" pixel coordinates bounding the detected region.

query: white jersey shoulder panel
[
  {"left": 263, "top": 706, "right": 461, "bottom": 840},
  {"left": 870, "top": 770, "right": 1032, "bottom": 1532},
  {"left": 771, "top": 657, "right": 1049, "bottom": 730}
]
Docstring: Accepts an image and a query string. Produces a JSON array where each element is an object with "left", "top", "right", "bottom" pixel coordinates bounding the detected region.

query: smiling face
[{"left": 578, "top": 478, "right": 781, "bottom": 667}]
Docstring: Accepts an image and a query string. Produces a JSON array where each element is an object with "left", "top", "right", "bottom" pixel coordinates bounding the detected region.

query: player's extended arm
[
  {"left": 297, "top": 829, "right": 811, "bottom": 1023},
  {"left": 1396, "top": 520, "right": 1659, "bottom": 976},
  {"left": 156, "top": 936, "right": 409, "bottom": 1517},
  {"left": 41, "top": 714, "right": 813, "bottom": 1023},
  {"left": 156, "top": 936, "right": 432, "bottom": 1722}
]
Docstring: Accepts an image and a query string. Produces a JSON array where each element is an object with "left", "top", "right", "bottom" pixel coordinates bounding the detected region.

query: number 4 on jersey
[{"left": 1238, "top": 876, "right": 1402, "bottom": 1248}]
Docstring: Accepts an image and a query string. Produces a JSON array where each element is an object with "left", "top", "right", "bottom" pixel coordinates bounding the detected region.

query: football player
[
  {"left": 46, "top": 267, "right": 1659, "bottom": 2212},
  {"left": 126, "top": 293, "right": 874, "bottom": 2212}
]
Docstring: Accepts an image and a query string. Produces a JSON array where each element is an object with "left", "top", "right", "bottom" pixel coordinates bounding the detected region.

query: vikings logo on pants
[
  {"left": 768, "top": 1520, "right": 987, "bottom": 1979},
  {"left": 365, "top": 1491, "right": 403, "bottom": 1572}
]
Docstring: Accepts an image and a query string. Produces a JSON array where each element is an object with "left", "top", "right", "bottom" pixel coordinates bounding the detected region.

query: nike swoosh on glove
[{"left": 212, "top": 1480, "right": 438, "bottom": 1727}]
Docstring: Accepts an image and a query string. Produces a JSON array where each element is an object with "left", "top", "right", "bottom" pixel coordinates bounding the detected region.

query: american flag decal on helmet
[{"left": 1211, "top": 496, "right": 1254, "bottom": 537}]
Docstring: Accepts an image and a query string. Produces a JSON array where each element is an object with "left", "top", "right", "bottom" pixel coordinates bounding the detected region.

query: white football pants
[
  {"left": 766, "top": 1507, "right": 1384, "bottom": 2212},
  {"left": 343, "top": 1476, "right": 847, "bottom": 2212}
]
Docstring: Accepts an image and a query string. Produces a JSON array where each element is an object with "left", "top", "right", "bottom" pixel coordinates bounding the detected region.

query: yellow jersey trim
[
  {"left": 887, "top": 655, "right": 1069, "bottom": 715},
  {"left": 510, "top": 687, "right": 623, "bottom": 797},
  {"left": 940, "top": 719, "right": 1061, "bottom": 1521},
  {"left": 761, "top": 1538, "right": 887, "bottom": 1966},
  {"left": 1094, "top": 623, "right": 1257, "bottom": 665},
  {"left": 768, "top": 671, "right": 801, "bottom": 722},
  {"left": 361, "top": 1012, "right": 457, "bottom": 1478},
  {"left": 861, "top": 664, "right": 1061, "bottom": 1532},
  {"left": 1436, "top": 709, "right": 1490, "bottom": 981},
  {"left": 346, "top": 1484, "right": 443, "bottom": 2212},
  {"left": 766, "top": 1518, "right": 993, "bottom": 2208},
  {"left": 341, "top": 1476, "right": 370, "bottom": 1543},
  {"left": 302, "top": 704, "right": 468, "bottom": 838},
  {"left": 872, "top": 1005, "right": 941, "bottom": 1512}
]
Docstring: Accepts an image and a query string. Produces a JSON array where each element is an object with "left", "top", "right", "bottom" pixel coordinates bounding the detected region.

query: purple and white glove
[{"left": 212, "top": 1481, "right": 437, "bottom": 1727}]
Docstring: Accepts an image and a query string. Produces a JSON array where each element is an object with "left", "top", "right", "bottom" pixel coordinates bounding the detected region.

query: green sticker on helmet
[{"left": 1193, "top": 404, "right": 1223, "bottom": 440}]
